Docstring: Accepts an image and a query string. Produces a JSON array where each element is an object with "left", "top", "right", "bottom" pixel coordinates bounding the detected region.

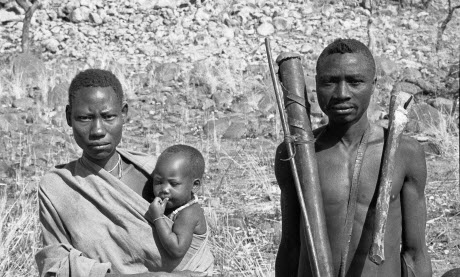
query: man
[
  {"left": 274, "top": 39, "right": 431, "bottom": 276},
  {"left": 36, "top": 69, "right": 203, "bottom": 277}
]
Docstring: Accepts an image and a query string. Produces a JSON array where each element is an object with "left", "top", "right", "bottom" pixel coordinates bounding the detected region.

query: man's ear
[
  {"left": 121, "top": 102, "right": 128, "bottom": 121},
  {"left": 192, "top": 179, "right": 201, "bottom": 194},
  {"left": 371, "top": 77, "right": 377, "bottom": 94},
  {"left": 65, "top": 105, "right": 72, "bottom": 127}
]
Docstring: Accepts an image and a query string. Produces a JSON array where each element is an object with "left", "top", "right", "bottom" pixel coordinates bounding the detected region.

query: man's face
[
  {"left": 152, "top": 154, "right": 197, "bottom": 210},
  {"left": 316, "top": 53, "right": 375, "bottom": 125},
  {"left": 66, "top": 86, "right": 127, "bottom": 166}
]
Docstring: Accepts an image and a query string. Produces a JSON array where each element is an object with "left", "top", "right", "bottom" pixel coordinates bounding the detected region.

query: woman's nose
[{"left": 90, "top": 118, "right": 105, "bottom": 137}]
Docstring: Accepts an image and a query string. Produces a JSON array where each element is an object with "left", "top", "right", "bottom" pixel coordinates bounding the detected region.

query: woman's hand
[{"left": 148, "top": 197, "right": 169, "bottom": 220}]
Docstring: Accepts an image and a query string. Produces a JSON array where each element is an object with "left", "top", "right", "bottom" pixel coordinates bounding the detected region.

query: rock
[
  {"left": 256, "top": 22, "right": 275, "bottom": 36},
  {"left": 221, "top": 27, "right": 234, "bottom": 40},
  {"left": 406, "top": 103, "right": 442, "bottom": 133},
  {"left": 222, "top": 121, "right": 247, "bottom": 139},
  {"left": 273, "top": 17, "right": 290, "bottom": 30},
  {"left": 12, "top": 98, "right": 35, "bottom": 110},
  {"left": 300, "top": 43, "right": 313, "bottom": 54},
  {"left": 70, "top": 7, "right": 90, "bottom": 22},
  {"left": 212, "top": 91, "right": 233, "bottom": 109},
  {"left": 375, "top": 56, "right": 398, "bottom": 77},
  {"left": 89, "top": 12, "right": 102, "bottom": 24},
  {"left": 427, "top": 97, "right": 454, "bottom": 113},
  {"left": 195, "top": 8, "right": 210, "bottom": 23},
  {"left": 0, "top": 160, "right": 15, "bottom": 179},
  {"left": 48, "top": 82, "right": 70, "bottom": 110},
  {"left": 257, "top": 95, "right": 275, "bottom": 114},
  {"left": 43, "top": 38, "right": 60, "bottom": 53},
  {"left": 402, "top": 67, "right": 422, "bottom": 80},
  {"left": 12, "top": 53, "right": 46, "bottom": 82},
  {"left": 399, "top": 82, "right": 422, "bottom": 95},
  {"left": 154, "top": 63, "right": 180, "bottom": 83},
  {"left": 203, "top": 117, "right": 232, "bottom": 137},
  {"left": 421, "top": 141, "right": 442, "bottom": 156},
  {"left": 0, "top": 10, "right": 20, "bottom": 22}
]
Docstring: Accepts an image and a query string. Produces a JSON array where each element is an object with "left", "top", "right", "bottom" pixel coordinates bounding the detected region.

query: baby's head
[{"left": 152, "top": 145, "right": 205, "bottom": 209}]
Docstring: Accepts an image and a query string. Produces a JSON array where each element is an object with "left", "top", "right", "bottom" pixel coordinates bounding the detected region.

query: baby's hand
[{"left": 149, "top": 197, "right": 169, "bottom": 220}]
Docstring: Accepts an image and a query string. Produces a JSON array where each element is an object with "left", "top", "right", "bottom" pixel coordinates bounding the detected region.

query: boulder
[
  {"left": 375, "top": 56, "right": 398, "bottom": 77},
  {"left": 0, "top": 10, "right": 20, "bottom": 22},
  {"left": 203, "top": 117, "right": 232, "bottom": 137},
  {"left": 222, "top": 121, "right": 247, "bottom": 139},
  {"left": 12, "top": 53, "right": 46, "bottom": 83},
  {"left": 273, "top": 17, "right": 290, "bottom": 30},
  {"left": 89, "top": 12, "right": 102, "bottom": 24},
  {"left": 48, "top": 82, "right": 70, "bottom": 109},
  {"left": 427, "top": 97, "right": 454, "bottom": 113},
  {"left": 406, "top": 103, "right": 442, "bottom": 133},
  {"left": 43, "top": 38, "right": 60, "bottom": 53},
  {"left": 154, "top": 63, "right": 180, "bottom": 83},
  {"left": 399, "top": 81, "right": 422, "bottom": 95},
  {"left": 212, "top": 91, "right": 233, "bottom": 109},
  {"left": 12, "top": 98, "right": 35, "bottom": 110},
  {"left": 256, "top": 22, "right": 275, "bottom": 36}
]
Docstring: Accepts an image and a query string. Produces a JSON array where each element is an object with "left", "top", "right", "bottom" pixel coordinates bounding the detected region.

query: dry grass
[{"left": 0, "top": 52, "right": 459, "bottom": 277}]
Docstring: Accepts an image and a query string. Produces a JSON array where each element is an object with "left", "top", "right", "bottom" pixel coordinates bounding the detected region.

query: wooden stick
[
  {"left": 265, "top": 38, "right": 334, "bottom": 277},
  {"left": 369, "top": 84, "right": 413, "bottom": 265}
]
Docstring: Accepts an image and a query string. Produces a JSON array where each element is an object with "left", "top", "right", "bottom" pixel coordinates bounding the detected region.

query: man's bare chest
[{"left": 315, "top": 139, "right": 405, "bottom": 210}]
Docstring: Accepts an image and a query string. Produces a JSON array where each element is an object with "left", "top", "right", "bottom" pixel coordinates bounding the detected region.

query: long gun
[
  {"left": 265, "top": 38, "right": 334, "bottom": 277},
  {"left": 369, "top": 83, "right": 413, "bottom": 264}
]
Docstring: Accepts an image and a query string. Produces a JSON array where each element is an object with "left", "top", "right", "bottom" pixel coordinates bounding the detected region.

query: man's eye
[
  {"left": 78, "top": 116, "right": 91, "bottom": 121},
  {"left": 171, "top": 182, "right": 179, "bottom": 186},
  {"left": 104, "top": 115, "right": 116, "bottom": 120}
]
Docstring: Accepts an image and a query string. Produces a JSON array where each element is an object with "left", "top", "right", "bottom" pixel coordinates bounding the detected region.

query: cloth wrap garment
[{"left": 35, "top": 148, "right": 213, "bottom": 277}]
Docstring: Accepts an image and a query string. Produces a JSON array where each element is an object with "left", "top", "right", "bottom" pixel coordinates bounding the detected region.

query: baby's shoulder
[{"left": 176, "top": 203, "right": 207, "bottom": 234}]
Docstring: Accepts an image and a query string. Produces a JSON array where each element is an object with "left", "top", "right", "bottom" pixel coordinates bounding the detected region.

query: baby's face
[{"left": 152, "top": 154, "right": 195, "bottom": 209}]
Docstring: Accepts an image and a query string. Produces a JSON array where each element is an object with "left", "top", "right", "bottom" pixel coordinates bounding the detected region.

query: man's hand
[{"left": 148, "top": 197, "right": 169, "bottom": 220}]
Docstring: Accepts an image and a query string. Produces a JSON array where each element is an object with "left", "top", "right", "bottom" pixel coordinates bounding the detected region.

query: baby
[{"left": 147, "top": 144, "right": 214, "bottom": 276}]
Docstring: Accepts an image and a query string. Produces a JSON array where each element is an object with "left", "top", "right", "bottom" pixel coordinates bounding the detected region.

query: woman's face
[{"left": 66, "top": 86, "right": 127, "bottom": 167}]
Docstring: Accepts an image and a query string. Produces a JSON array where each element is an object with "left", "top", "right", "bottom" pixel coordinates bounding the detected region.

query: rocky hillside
[{"left": 0, "top": 0, "right": 458, "bottom": 148}]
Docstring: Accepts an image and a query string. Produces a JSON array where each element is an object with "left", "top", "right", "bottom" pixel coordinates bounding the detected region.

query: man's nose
[
  {"left": 335, "top": 81, "right": 351, "bottom": 99},
  {"left": 90, "top": 118, "right": 105, "bottom": 137}
]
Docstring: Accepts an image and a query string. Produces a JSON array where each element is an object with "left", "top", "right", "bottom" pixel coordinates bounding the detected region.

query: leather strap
[{"left": 339, "top": 124, "right": 372, "bottom": 277}]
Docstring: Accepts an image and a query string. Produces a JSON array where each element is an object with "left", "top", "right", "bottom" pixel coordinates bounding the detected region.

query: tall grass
[{"left": 0, "top": 50, "right": 458, "bottom": 277}]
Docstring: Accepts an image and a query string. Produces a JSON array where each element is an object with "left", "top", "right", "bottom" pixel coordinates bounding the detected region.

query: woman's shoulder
[
  {"left": 39, "top": 160, "right": 78, "bottom": 191},
  {"left": 117, "top": 148, "right": 157, "bottom": 173}
]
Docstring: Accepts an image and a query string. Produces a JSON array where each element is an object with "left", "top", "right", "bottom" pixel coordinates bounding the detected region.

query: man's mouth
[
  {"left": 329, "top": 104, "right": 354, "bottom": 114},
  {"left": 88, "top": 143, "right": 110, "bottom": 149}
]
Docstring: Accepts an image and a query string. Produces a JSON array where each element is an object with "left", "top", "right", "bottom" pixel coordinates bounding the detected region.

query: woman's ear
[
  {"left": 65, "top": 105, "right": 72, "bottom": 127},
  {"left": 122, "top": 102, "right": 128, "bottom": 119}
]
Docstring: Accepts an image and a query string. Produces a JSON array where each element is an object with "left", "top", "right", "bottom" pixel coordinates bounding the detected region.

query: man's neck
[{"left": 325, "top": 116, "right": 370, "bottom": 148}]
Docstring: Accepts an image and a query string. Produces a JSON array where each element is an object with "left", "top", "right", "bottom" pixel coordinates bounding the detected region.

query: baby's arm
[{"left": 148, "top": 197, "right": 200, "bottom": 259}]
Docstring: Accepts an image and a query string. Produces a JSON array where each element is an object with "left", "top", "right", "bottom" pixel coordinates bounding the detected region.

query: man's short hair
[
  {"left": 316, "top": 38, "right": 376, "bottom": 77},
  {"left": 160, "top": 144, "right": 205, "bottom": 179},
  {"left": 68, "top": 69, "right": 123, "bottom": 107}
]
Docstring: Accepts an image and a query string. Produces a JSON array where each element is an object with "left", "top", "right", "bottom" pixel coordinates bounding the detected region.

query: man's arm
[
  {"left": 400, "top": 137, "right": 432, "bottom": 277},
  {"left": 274, "top": 144, "right": 301, "bottom": 277}
]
